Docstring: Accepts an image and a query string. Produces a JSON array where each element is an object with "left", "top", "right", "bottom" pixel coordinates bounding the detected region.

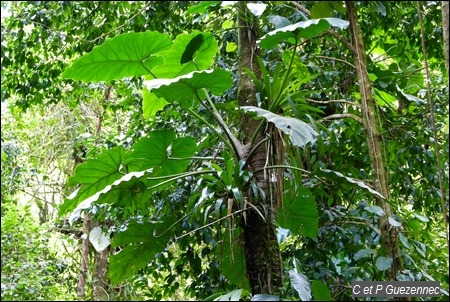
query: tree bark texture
[
  {"left": 442, "top": 1, "right": 449, "bottom": 73},
  {"left": 346, "top": 1, "right": 403, "bottom": 281},
  {"left": 237, "top": 2, "right": 283, "bottom": 295},
  {"left": 91, "top": 220, "right": 110, "bottom": 301},
  {"left": 77, "top": 213, "right": 91, "bottom": 300}
]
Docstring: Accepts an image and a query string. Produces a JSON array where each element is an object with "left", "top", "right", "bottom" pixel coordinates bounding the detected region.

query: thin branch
[
  {"left": 146, "top": 170, "right": 217, "bottom": 191},
  {"left": 307, "top": 98, "right": 357, "bottom": 106},
  {"left": 253, "top": 164, "right": 310, "bottom": 175},
  {"left": 253, "top": 164, "right": 329, "bottom": 186},
  {"left": 325, "top": 217, "right": 381, "bottom": 236},
  {"left": 319, "top": 113, "right": 363, "bottom": 124},
  {"left": 174, "top": 207, "right": 249, "bottom": 241},
  {"left": 326, "top": 29, "right": 356, "bottom": 54},
  {"left": 168, "top": 156, "right": 224, "bottom": 161},
  {"left": 313, "top": 55, "right": 356, "bottom": 69},
  {"left": 289, "top": 1, "right": 311, "bottom": 16}
]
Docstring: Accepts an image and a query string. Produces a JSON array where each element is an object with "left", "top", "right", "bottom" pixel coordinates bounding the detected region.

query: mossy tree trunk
[{"left": 237, "top": 1, "right": 283, "bottom": 295}]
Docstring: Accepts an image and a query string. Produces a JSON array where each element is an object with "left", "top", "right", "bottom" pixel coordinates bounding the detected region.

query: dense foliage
[
  {"left": 1, "top": 1, "right": 448, "bottom": 301},
  {"left": 1, "top": 203, "right": 77, "bottom": 300}
]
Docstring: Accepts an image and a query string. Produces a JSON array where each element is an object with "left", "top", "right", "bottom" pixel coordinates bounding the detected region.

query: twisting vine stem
[{"left": 416, "top": 1, "right": 449, "bottom": 250}]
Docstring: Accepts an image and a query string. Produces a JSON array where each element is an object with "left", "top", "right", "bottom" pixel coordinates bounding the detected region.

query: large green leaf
[
  {"left": 62, "top": 31, "right": 172, "bottom": 82},
  {"left": 109, "top": 217, "right": 177, "bottom": 285},
  {"left": 180, "top": 33, "right": 204, "bottom": 64},
  {"left": 59, "top": 146, "right": 126, "bottom": 217},
  {"left": 241, "top": 106, "right": 318, "bottom": 148},
  {"left": 123, "top": 130, "right": 196, "bottom": 175},
  {"left": 144, "top": 69, "right": 233, "bottom": 108},
  {"left": 93, "top": 177, "right": 154, "bottom": 212},
  {"left": 68, "top": 169, "right": 153, "bottom": 224},
  {"left": 258, "top": 18, "right": 349, "bottom": 49},
  {"left": 278, "top": 188, "right": 318, "bottom": 238},
  {"left": 142, "top": 87, "right": 169, "bottom": 118},
  {"left": 150, "top": 31, "right": 218, "bottom": 78},
  {"left": 251, "top": 294, "right": 279, "bottom": 301},
  {"left": 112, "top": 219, "right": 175, "bottom": 248},
  {"left": 374, "top": 88, "right": 397, "bottom": 106}
]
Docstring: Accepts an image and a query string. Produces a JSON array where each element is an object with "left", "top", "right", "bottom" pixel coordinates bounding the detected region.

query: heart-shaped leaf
[
  {"left": 59, "top": 146, "right": 126, "bottom": 217},
  {"left": 180, "top": 33, "right": 204, "bottom": 64},
  {"left": 68, "top": 168, "right": 153, "bottom": 224},
  {"left": 123, "top": 130, "right": 196, "bottom": 175},
  {"left": 62, "top": 31, "right": 172, "bottom": 82}
]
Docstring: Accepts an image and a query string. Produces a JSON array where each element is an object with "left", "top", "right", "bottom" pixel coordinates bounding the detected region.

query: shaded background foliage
[{"left": 1, "top": 1, "right": 448, "bottom": 301}]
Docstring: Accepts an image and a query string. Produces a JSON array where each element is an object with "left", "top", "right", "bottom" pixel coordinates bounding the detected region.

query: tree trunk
[
  {"left": 237, "top": 2, "right": 283, "bottom": 295},
  {"left": 77, "top": 213, "right": 91, "bottom": 300},
  {"left": 76, "top": 86, "right": 111, "bottom": 300},
  {"left": 91, "top": 220, "right": 110, "bottom": 301},
  {"left": 346, "top": 1, "right": 403, "bottom": 281},
  {"left": 443, "top": 1, "right": 449, "bottom": 73}
]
